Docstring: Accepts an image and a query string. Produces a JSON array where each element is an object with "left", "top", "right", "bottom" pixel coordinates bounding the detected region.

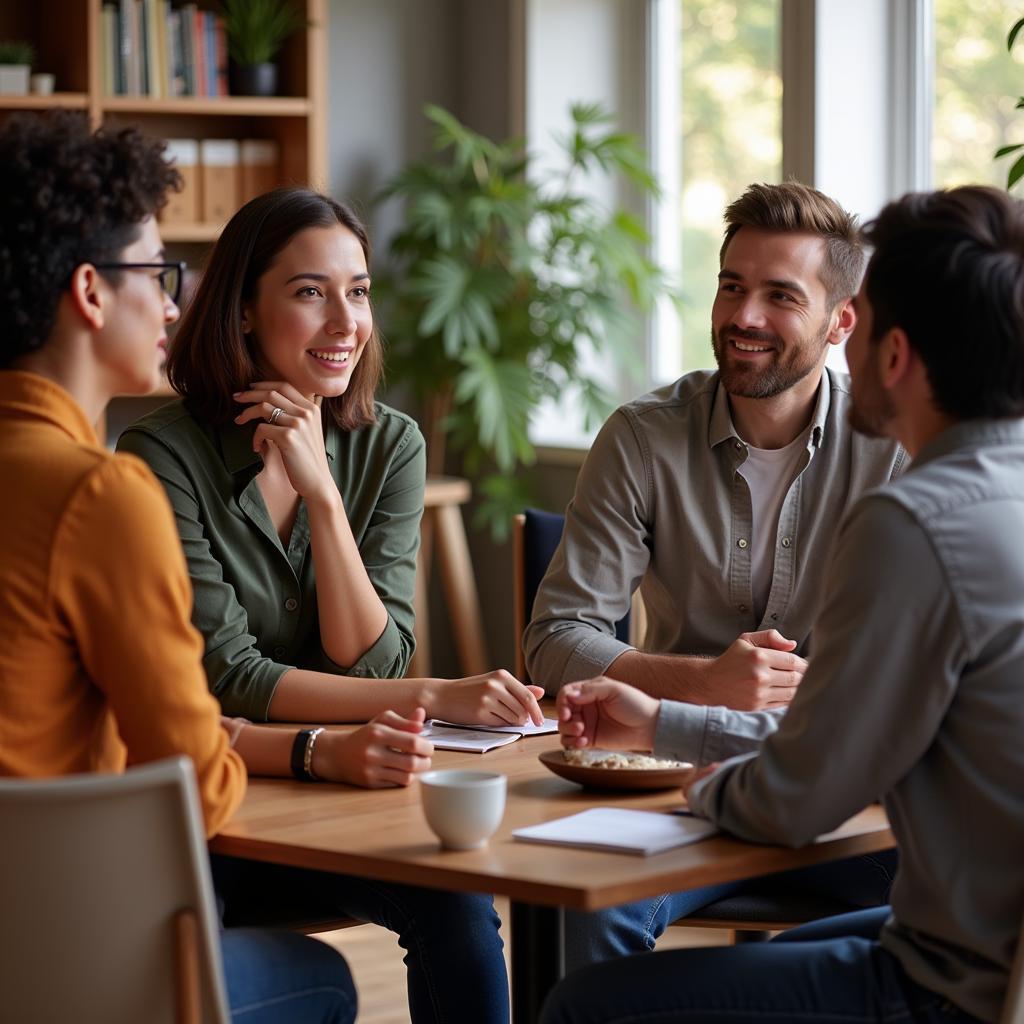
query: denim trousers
[
  {"left": 543, "top": 907, "right": 983, "bottom": 1024},
  {"left": 221, "top": 927, "right": 356, "bottom": 1022},
  {"left": 213, "top": 855, "right": 509, "bottom": 1024},
  {"left": 563, "top": 849, "right": 899, "bottom": 972}
]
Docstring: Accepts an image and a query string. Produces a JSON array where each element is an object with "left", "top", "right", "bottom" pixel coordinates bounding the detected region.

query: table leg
[{"left": 511, "top": 901, "right": 564, "bottom": 1024}]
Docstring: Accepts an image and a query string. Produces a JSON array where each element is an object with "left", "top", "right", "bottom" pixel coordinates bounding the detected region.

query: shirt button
[
  {"left": 738, "top": 604, "right": 748, "bottom": 613},
  {"left": 284, "top": 597, "right": 298, "bottom": 612},
  {"left": 771, "top": 613, "right": 778, "bottom": 621},
  {"left": 734, "top": 441, "right": 743, "bottom": 451},
  {"left": 737, "top": 538, "right": 748, "bottom": 549},
  {"left": 781, "top": 536, "right": 792, "bottom": 548},
  {"left": 273, "top": 646, "right": 287, "bottom": 659}
]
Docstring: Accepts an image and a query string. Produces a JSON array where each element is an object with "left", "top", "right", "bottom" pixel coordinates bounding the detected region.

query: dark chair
[
  {"left": 514, "top": 509, "right": 632, "bottom": 683},
  {"left": 513, "top": 507, "right": 855, "bottom": 943}
]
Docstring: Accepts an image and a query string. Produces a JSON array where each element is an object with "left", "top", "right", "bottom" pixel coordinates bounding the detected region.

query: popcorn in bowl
[{"left": 563, "top": 748, "right": 692, "bottom": 770}]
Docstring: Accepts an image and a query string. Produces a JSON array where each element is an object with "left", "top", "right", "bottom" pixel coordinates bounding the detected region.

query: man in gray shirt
[
  {"left": 526, "top": 181, "right": 905, "bottom": 706},
  {"left": 544, "top": 184, "right": 1024, "bottom": 1024},
  {"left": 531, "top": 182, "right": 905, "bottom": 968}
]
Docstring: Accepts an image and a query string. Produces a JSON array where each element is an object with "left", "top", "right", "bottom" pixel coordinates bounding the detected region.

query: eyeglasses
[{"left": 92, "top": 261, "right": 186, "bottom": 305}]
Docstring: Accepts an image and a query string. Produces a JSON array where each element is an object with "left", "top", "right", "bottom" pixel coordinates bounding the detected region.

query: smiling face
[
  {"left": 95, "top": 216, "right": 179, "bottom": 396},
  {"left": 711, "top": 228, "right": 841, "bottom": 399},
  {"left": 242, "top": 224, "right": 373, "bottom": 400}
]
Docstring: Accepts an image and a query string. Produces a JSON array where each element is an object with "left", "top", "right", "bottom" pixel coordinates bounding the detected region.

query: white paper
[
  {"left": 432, "top": 717, "right": 559, "bottom": 737},
  {"left": 512, "top": 808, "right": 717, "bottom": 856},
  {"left": 421, "top": 724, "right": 522, "bottom": 754}
]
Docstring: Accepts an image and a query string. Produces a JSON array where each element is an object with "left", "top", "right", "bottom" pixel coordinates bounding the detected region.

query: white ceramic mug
[
  {"left": 30, "top": 73, "right": 55, "bottom": 96},
  {"left": 420, "top": 770, "right": 507, "bottom": 850}
]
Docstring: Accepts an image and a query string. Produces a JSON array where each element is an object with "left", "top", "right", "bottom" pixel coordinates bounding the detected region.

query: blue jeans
[
  {"left": 222, "top": 928, "right": 356, "bottom": 1022},
  {"left": 543, "top": 907, "right": 982, "bottom": 1023},
  {"left": 213, "top": 856, "right": 509, "bottom": 1024},
  {"left": 564, "top": 849, "right": 898, "bottom": 972}
]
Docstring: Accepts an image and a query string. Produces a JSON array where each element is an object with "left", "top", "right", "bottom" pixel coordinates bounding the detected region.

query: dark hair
[
  {"left": 168, "top": 187, "right": 381, "bottom": 431},
  {"left": 721, "top": 182, "right": 865, "bottom": 307},
  {"left": 862, "top": 185, "right": 1024, "bottom": 420},
  {"left": 0, "top": 110, "right": 179, "bottom": 367}
]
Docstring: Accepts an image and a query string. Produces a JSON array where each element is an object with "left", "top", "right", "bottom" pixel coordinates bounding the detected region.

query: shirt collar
[
  {"left": 0, "top": 371, "right": 99, "bottom": 446},
  {"left": 912, "top": 417, "right": 1024, "bottom": 471},
  {"left": 216, "top": 417, "right": 263, "bottom": 476},
  {"left": 708, "top": 368, "right": 832, "bottom": 450}
]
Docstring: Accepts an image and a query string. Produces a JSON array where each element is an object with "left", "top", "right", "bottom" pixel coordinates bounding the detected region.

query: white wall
[{"left": 327, "top": 0, "right": 460, "bottom": 244}]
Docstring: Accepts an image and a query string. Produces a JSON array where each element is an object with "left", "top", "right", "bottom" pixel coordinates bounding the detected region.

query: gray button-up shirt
[
  {"left": 684, "top": 418, "right": 1024, "bottom": 1023},
  {"left": 525, "top": 368, "right": 907, "bottom": 691}
]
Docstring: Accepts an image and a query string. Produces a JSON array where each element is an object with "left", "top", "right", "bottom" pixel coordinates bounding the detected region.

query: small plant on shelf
[
  {"left": 221, "top": 0, "right": 306, "bottom": 97},
  {"left": 0, "top": 41, "right": 35, "bottom": 96}
]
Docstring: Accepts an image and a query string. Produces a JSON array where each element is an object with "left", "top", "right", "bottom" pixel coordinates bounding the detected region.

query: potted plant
[
  {"left": 995, "top": 17, "right": 1024, "bottom": 186},
  {"left": 0, "top": 41, "right": 35, "bottom": 96},
  {"left": 377, "top": 104, "right": 676, "bottom": 539},
  {"left": 221, "top": 0, "right": 306, "bottom": 97}
]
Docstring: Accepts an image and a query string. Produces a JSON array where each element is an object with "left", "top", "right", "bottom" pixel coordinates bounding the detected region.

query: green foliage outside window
[{"left": 376, "top": 104, "right": 674, "bottom": 540}]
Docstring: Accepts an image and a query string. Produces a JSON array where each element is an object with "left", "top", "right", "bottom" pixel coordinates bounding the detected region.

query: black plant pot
[{"left": 229, "top": 62, "right": 278, "bottom": 97}]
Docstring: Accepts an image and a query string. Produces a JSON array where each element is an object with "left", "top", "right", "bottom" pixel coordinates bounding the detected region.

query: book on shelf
[{"left": 101, "top": 1, "right": 229, "bottom": 98}]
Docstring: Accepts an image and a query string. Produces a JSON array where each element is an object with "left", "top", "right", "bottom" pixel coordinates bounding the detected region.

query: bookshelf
[
  {"left": 1, "top": 1, "right": 327, "bottom": 439},
  {"left": 0, "top": 0, "right": 328, "bottom": 235}
]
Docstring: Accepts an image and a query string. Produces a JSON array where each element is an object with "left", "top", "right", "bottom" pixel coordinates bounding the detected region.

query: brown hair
[
  {"left": 167, "top": 187, "right": 381, "bottom": 430},
  {"left": 720, "top": 182, "right": 865, "bottom": 307}
]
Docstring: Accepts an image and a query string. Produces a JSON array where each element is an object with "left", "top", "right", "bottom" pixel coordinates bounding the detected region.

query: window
[
  {"left": 933, "top": 0, "right": 1024, "bottom": 189},
  {"left": 650, "top": 0, "right": 783, "bottom": 385}
]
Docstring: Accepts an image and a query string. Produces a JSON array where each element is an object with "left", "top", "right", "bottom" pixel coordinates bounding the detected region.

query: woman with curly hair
[{"left": 0, "top": 109, "right": 358, "bottom": 1022}]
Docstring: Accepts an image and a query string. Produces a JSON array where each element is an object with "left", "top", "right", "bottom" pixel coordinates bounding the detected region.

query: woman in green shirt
[{"left": 119, "top": 187, "right": 530, "bottom": 1021}]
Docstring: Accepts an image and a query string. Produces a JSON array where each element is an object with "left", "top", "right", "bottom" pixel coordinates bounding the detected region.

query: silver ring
[{"left": 269, "top": 407, "right": 284, "bottom": 425}]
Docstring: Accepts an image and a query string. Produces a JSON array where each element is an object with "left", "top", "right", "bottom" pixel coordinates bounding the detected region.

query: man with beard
[
  {"left": 543, "top": 184, "right": 1024, "bottom": 1024},
  {"left": 524, "top": 182, "right": 907, "bottom": 971}
]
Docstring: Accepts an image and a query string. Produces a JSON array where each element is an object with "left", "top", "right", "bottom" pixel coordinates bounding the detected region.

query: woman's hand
[
  {"left": 313, "top": 708, "right": 434, "bottom": 788},
  {"left": 556, "top": 677, "right": 660, "bottom": 752},
  {"left": 425, "top": 671, "right": 545, "bottom": 728},
  {"left": 234, "top": 381, "right": 337, "bottom": 506}
]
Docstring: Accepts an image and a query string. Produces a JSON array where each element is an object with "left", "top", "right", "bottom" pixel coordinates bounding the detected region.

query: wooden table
[{"left": 210, "top": 737, "right": 894, "bottom": 1023}]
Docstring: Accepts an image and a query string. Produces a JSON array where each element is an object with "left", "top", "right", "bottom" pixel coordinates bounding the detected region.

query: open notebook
[
  {"left": 513, "top": 808, "right": 718, "bottom": 855},
  {"left": 423, "top": 718, "right": 559, "bottom": 753}
]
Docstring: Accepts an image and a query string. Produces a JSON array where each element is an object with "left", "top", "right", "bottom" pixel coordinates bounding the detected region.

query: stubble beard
[
  {"left": 712, "top": 320, "right": 831, "bottom": 399},
  {"left": 848, "top": 356, "right": 897, "bottom": 439}
]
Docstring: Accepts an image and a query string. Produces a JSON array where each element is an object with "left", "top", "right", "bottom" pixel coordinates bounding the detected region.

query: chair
[
  {"left": 0, "top": 757, "right": 230, "bottom": 1024},
  {"left": 513, "top": 507, "right": 858, "bottom": 943},
  {"left": 1004, "top": 910, "right": 1024, "bottom": 1023}
]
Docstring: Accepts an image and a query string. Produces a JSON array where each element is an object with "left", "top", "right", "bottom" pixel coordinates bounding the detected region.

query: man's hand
[
  {"left": 702, "top": 629, "right": 807, "bottom": 710},
  {"left": 556, "top": 678, "right": 660, "bottom": 752}
]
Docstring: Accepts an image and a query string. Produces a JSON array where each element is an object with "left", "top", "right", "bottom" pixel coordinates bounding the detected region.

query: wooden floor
[{"left": 318, "top": 898, "right": 730, "bottom": 1024}]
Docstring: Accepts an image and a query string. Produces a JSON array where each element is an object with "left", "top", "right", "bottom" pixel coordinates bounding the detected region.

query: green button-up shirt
[{"left": 118, "top": 400, "right": 425, "bottom": 720}]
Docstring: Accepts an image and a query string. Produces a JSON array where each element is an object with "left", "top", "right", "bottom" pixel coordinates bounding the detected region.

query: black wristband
[{"left": 290, "top": 729, "right": 315, "bottom": 781}]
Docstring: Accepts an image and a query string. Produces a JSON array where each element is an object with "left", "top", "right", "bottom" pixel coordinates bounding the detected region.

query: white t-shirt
[{"left": 736, "top": 432, "right": 808, "bottom": 621}]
